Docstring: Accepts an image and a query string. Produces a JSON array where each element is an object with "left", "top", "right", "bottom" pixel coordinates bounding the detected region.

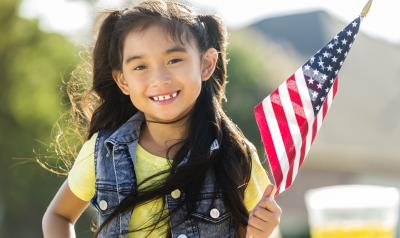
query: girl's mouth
[{"left": 149, "top": 90, "right": 180, "bottom": 105}]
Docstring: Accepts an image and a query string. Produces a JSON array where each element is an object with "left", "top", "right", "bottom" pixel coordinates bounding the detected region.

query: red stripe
[
  {"left": 311, "top": 111, "right": 318, "bottom": 143},
  {"left": 333, "top": 77, "right": 339, "bottom": 98},
  {"left": 322, "top": 93, "right": 328, "bottom": 119},
  {"left": 287, "top": 75, "right": 310, "bottom": 168},
  {"left": 254, "top": 102, "right": 283, "bottom": 190},
  {"left": 270, "top": 89, "right": 296, "bottom": 190}
]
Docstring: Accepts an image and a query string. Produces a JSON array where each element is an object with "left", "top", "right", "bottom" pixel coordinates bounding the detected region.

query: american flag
[{"left": 254, "top": 17, "right": 362, "bottom": 195}]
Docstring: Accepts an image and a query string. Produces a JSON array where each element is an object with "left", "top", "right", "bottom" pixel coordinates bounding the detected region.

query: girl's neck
[{"left": 139, "top": 118, "right": 189, "bottom": 159}]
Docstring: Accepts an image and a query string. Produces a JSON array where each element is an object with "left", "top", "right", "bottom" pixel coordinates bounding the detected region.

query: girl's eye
[
  {"left": 134, "top": 65, "right": 146, "bottom": 71},
  {"left": 168, "top": 58, "right": 183, "bottom": 64}
]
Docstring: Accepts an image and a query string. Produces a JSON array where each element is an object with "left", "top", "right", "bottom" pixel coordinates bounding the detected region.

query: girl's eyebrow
[{"left": 124, "top": 46, "right": 188, "bottom": 65}]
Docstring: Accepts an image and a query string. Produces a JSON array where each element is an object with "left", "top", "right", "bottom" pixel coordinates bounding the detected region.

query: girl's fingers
[
  {"left": 253, "top": 206, "right": 280, "bottom": 224},
  {"left": 248, "top": 214, "right": 267, "bottom": 230},
  {"left": 262, "top": 184, "right": 276, "bottom": 199},
  {"left": 258, "top": 198, "right": 282, "bottom": 214},
  {"left": 246, "top": 224, "right": 265, "bottom": 238}
]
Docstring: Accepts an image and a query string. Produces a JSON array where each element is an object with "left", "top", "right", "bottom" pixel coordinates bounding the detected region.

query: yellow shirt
[{"left": 68, "top": 133, "right": 270, "bottom": 237}]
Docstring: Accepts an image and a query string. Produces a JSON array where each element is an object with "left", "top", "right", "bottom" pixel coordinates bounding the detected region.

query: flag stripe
[
  {"left": 254, "top": 103, "right": 284, "bottom": 190},
  {"left": 295, "top": 69, "right": 316, "bottom": 161},
  {"left": 279, "top": 79, "right": 304, "bottom": 188},
  {"left": 278, "top": 81, "right": 304, "bottom": 188},
  {"left": 263, "top": 95, "right": 291, "bottom": 194},
  {"left": 286, "top": 76, "right": 309, "bottom": 179}
]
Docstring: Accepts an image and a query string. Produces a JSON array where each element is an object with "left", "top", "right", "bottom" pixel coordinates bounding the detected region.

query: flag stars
[
  {"left": 352, "top": 21, "right": 358, "bottom": 27},
  {"left": 304, "top": 65, "right": 311, "bottom": 71},
  {"left": 337, "top": 48, "right": 343, "bottom": 54},
  {"left": 310, "top": 56, "right": 315, "bottom": 63},
  {"left": 317, "top": 83, "right": 323, "bottom": 89},
  {"left": 322, "top": 74, "right": 328, "bottom": 80},
  {"left": 320, "top": 96, "right": 325, "bottom": 101},
  {"left": 341, "top": 39, "right": 348, "bottom": 45},
  {"left": 340, "top": 61, "right": 344, "bottom": 66},
  {"left": 312, "top": 91, "right": 318, "bottom": 98},
  {"left": 308, "top": 78, "right": 315, "bottom": 84},
  {"left": 323, "top": 51, "right": 330, "bottom": 58},
  {"left": 332, "top": 56, "right": 338, "bottom": 62},
  {"left": 328, "top": 43, "right": 334, "bottom": 49},
  {"left": 325, "top": 88, "right": 330, "bottom": 93},
  {"left": 313, "top": 69, "right": 319, "bottom": 75},
  {"left": 327, "top": 65, "right": 333, "bottom": 71},
  {"left": 316, "top": 105, "right": 321, "bottom": 111},
  {"left": 347, "top": 30, "right": 352, "bottom": 36}
]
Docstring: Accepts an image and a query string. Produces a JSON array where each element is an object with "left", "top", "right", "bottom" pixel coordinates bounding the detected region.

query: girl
[{"left": 42, "top": 0, "right": 281, "bottom": 237}]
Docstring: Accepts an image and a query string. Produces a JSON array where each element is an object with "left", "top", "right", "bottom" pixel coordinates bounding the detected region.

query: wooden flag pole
[{"left": 360, "top": 0, "right": 373, "bottom": 18}]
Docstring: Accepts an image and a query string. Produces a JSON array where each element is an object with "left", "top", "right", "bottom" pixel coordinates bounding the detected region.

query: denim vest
[{"left": 90, "top": 112, "right": 235, "bottom": 237}]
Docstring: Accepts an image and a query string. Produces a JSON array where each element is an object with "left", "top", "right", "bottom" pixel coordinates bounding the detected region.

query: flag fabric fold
[{"left": 254, "top": 16, "right": 362, "bottom": 195}]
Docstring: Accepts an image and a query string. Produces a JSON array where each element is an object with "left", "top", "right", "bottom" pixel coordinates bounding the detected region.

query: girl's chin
[{"left": 145, "top": 112, "right": 189, "bottom": 124}]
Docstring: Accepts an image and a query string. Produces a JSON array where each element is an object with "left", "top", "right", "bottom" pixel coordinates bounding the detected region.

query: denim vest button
[
  {"left": 210, "top": 208, "right": 220, "bottom": 219},
  {"left": 99, "top": 200, "right": 108, "bottom": 211},
  {"left": 177, "top": 234, "right": 187, "bottom": 238},
  {"left": 171, "top": 189, "right": 181, "bottom": 199}
]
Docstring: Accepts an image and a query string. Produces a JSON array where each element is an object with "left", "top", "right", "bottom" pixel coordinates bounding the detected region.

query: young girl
[{"left": 42, "top": 0, "right": 281, "bottom": 237}]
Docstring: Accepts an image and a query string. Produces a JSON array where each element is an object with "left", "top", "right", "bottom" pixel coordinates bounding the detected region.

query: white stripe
[
  {"left": 262, "top": 95, "right": 290, "bottom": 194},
  {"left": 278, "top": 82, "right": 302, "bottom": 185},
  {"left": 294, "top": 68, "right": 315, "bottom": 164}
]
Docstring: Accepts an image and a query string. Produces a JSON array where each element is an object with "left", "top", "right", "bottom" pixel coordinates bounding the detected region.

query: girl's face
[{"left": 113, "top": 25, "right": 218, "bottom": 123}]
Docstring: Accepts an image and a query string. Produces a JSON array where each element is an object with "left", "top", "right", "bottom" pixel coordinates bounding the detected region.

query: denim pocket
[{"left": 190, "top": 192, "right": 233, "bottom": 237}]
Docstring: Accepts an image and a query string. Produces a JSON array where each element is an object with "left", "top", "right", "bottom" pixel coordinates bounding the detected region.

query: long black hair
[{"left": 72, "top": 0, "right": 253, "bottom": 237}]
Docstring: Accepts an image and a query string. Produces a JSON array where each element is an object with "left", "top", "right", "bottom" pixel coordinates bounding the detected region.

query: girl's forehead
[{"left": 122, "top": 25, "right": 199, "bottom": 57}]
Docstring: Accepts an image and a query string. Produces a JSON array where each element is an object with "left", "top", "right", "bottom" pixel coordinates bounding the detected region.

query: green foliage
[{"left": 0, "top": 0, "right": 79, "bottom": 236}]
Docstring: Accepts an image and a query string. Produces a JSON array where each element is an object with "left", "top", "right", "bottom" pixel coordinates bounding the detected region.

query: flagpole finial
[{"left": 360, "top": 0, "right": 373, "bottom": 18}]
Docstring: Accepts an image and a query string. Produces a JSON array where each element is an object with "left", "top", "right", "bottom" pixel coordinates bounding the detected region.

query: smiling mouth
[{"left": 149, "top": 90, "right": 180, "bottom": 102}]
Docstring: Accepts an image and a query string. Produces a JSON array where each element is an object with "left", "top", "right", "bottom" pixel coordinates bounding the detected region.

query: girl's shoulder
[
  {"left": 78, "top": 132, "right": 98, "bottom": 159},
  {"left": 67, "top": 132, "right": 98, "bottom": 201},
  {"left": 242, "top": 138, "right": 258, "bottom": 156}
]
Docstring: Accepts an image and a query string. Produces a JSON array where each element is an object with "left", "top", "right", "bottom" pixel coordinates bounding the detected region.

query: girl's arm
[{"left": 42, "top": 179, "right": 89, "bottom": 238}]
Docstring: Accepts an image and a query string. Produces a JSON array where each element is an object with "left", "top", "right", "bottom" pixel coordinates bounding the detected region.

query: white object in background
[{"left": 305, "top": 184, "right": 399, "bottom": 238}]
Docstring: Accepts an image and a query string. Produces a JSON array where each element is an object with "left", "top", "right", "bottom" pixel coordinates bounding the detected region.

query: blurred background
[{"left": 1, "top": 0, "right": 399, "bottom": 237}]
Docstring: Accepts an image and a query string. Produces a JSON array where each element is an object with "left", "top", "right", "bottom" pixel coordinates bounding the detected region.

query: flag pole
[{"left": 360, "top": 0, "right": 373, "bottom": 18}]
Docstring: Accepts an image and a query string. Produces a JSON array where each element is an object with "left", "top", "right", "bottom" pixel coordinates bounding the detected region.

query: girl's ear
[
  {"left": 201, "top": 48, "right": 218, "bottom": 82},
  {"left": 112, "top": 69, "right": 130, "bottom": 95}
]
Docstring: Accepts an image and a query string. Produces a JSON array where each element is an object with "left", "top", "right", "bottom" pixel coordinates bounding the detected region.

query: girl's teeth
[{"left": 152, "top": 91, "right": 179, "bottom": 101}]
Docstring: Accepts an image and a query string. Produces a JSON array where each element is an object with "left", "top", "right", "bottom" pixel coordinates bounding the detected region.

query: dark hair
[{"left": 78, "top": 0, "right": 253, "bottom": 237}]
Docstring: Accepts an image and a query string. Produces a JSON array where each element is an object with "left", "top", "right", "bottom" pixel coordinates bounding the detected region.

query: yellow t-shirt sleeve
[
  {"left": 243, "top": 141, "right": 271, "bottom": 212},
  {"left": 67, "top": 132, "right": 98, "bottom": 201}
]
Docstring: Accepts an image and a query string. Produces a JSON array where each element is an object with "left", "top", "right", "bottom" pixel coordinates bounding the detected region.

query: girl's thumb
[{"left": 263, "top": 184, "right": 277, "bottom": 200}]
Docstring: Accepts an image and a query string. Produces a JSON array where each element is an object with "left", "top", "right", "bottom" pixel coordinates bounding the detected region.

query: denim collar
[{"left": 104, "top": 111, "right": 219, "bottom": 153}]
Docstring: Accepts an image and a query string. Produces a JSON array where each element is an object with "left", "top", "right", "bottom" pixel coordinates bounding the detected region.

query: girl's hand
[{"left": 246, "top": 184, "right": 281, "bottom": 238}]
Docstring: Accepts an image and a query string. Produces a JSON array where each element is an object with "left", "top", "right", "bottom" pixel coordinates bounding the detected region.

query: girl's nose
[{"left": 150, "top": 65, "right": 172, "bottom": 85}]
